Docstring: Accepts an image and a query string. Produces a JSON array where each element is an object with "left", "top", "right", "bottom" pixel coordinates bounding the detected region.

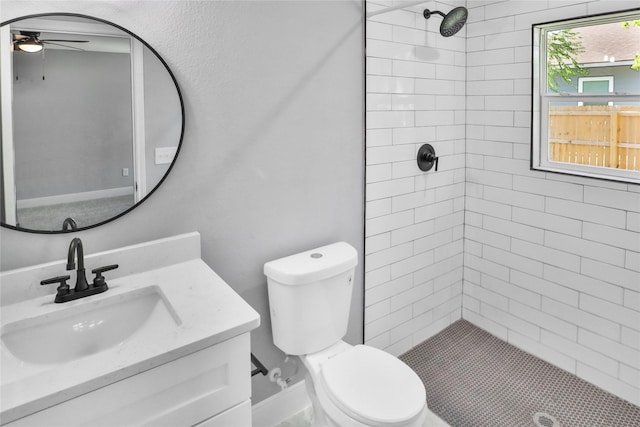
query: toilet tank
[{"left": 264, "top": 242, "right": 358, "bottom": 355}]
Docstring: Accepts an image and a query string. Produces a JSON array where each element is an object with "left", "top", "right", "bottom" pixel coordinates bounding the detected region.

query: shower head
[{"left": 423, "top": 6, "right": 468, "bottom": 37}]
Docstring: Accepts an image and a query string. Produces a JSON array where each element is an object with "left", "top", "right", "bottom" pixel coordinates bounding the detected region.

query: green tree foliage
[
  {"left": 622, "top": 20, "right": 640, "bottom": 71},
  {"left": 547, "top": 29, "right": 588, "bottom": 92},
  {"left": 631, "top": 54, "right": 640, "bottom": 71},
  {"left": 621, "top": 19, "right": 640, "bottom": 29}
]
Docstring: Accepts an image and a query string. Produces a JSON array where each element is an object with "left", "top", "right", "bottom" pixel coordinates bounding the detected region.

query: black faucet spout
[
  {"left": 62, "top": 217, "right": 78, "bottom": 231},
  {"left": 67, "top": 237, "right": 89, "bottom": 292},
  {"left": 41, "top": 238, "right": 115, "bottom": 303}
]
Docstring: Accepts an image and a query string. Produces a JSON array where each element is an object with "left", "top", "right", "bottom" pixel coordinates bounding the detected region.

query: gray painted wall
[
  {"left": 1, "top": 0, "right": 365, "bottom": 404},
  {"left": 13, "top": 49, "right": 134, "bottom": 199},
  {"left": 143, "top": 46, "right": 182, "bottom": 187}
]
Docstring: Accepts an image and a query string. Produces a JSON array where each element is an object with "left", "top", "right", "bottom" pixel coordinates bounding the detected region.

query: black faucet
[
  {"left": 67, "top": 237, "right": 89, "bottom": 292},
  {"left": 40, "top": 238, "right": 118, "bottom": 303}
]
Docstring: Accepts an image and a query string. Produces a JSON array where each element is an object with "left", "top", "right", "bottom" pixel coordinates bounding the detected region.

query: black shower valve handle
[
  {"left": 417, "top": 144, "right": 439, "bottom": 172},
  {"left": 431, "top": 154, "right": 439, "bottom": 172}
]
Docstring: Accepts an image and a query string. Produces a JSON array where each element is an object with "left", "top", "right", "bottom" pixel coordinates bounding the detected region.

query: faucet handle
[
  {"left": 91, "top": 264, "right": 119, "bottom": 287},
  {"left": 41, "top": 275, "right": 71, "bottom": 296}
]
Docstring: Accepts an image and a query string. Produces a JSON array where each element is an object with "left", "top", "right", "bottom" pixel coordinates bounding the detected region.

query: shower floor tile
[{"left": 400, "top": 320, "right": 640, "bottom": 427}]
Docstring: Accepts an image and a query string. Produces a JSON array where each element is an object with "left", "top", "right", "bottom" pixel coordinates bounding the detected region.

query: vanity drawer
[{"left": 6, "top": 334, "right": 251, "bottom": 426}]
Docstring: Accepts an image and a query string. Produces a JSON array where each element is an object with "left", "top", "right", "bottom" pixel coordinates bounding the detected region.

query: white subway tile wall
[
  {"left": 464, "top": 0, "right": 640, "bottom": 406},
  {"left": 365, "top": 0, "right": 640, "bottom": 406},
  {"left": 365, "top": 0, "right": 466, "bottom": 357}
]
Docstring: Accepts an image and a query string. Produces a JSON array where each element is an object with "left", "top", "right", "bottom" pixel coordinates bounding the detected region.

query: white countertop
[{"left": 0, "top": 234, "right": 260, "bottom": 424}]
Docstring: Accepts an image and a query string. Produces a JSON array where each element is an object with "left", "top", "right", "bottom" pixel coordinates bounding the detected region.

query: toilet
[{"left": 264, "top": 242, "right": 429, "bottom": 427}]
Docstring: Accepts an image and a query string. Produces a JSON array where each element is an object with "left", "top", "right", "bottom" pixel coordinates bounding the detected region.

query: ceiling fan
[{"left": 12, "top": 31, "right": 89, "bottom": 53}]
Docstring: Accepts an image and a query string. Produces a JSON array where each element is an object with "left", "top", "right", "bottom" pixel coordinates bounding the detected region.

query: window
[
  {"left": 578, "top": 76, "right": 613, "bottom": 106},
  {"left": 532, "top": 9, "right": 640, "bottom": 184}
]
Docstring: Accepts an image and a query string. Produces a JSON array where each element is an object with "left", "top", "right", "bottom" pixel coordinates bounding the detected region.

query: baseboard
[
  {"left": 17, "top": 186, "right": 133, "bottom": 209},
  {"left": 252, "top": 380, "right": 311, "bottom": 427}
]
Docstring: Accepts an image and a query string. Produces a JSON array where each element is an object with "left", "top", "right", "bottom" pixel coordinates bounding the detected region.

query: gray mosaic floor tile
[{"left": 400, "top": 320, "right": 640, "bottom": 427}]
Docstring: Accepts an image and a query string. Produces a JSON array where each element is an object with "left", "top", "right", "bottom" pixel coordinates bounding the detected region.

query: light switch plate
[{"left": 155, "top": 147, "right": 178, "bottom": 165}]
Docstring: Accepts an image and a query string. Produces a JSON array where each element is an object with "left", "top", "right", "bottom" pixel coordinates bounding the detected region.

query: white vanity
[{"left": 0, "top": 232, "right": 260, "bottom": 426}]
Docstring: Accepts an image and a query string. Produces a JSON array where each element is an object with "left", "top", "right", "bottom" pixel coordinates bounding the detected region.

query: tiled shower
[
  {"left": 365, "top": 0, "right": 467, "bottom": 355},
  {"left": 365, "top": 0, "right": 639, "bottom": 407}
]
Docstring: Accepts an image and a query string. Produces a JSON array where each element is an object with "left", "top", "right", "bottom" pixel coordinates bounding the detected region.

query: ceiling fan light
[{"left": 16, "top": 40, "right": 43, "bottom": 53}]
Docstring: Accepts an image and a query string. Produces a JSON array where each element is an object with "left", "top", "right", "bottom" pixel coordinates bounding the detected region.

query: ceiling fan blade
[
  {"left": 41, "top": 41, "right": 86, "bottom": 51},
  {"left": 42, "top": 39, "right": 89, "bottom": 43}
]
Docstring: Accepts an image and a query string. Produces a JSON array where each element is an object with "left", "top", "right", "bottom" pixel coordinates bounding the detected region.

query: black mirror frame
[{"left": 0, "top": 12, "right": 185, "bottom": 234}]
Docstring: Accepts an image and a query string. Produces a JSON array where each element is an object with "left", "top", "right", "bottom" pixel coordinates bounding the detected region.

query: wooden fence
[{"left": 548, "top": 106, "right": 640, "bottom": 171}]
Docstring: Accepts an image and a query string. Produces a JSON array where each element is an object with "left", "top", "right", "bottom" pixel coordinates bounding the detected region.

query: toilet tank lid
[{"left": 264, "top": 242, "right": 358, "bottom": 285}]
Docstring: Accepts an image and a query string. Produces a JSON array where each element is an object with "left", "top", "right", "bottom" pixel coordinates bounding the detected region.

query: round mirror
[{"left": 0, "top": 13, "right": 184, "bottom": 233}]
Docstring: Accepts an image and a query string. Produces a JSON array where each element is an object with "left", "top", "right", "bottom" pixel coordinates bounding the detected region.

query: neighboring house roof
[{"left": 574, "top": 22, "right": 640, "bottom": 65}]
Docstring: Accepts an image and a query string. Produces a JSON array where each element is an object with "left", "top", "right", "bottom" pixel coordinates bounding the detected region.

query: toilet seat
[{"left": 318, "top": 345, "right": 426, "bottom": 426}]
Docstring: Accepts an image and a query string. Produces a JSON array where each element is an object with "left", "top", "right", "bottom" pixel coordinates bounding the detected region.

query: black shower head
[{"left": 423, "top": 6, "right": 468, "bottom": 37}]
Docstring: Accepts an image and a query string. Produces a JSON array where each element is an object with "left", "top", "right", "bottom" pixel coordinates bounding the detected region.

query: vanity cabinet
[
  {"left": 1, "top": 234, "right": 260, "bottom": 426},
  {"left": 5, "top": 333, "right": 252, "bottom": 426}
]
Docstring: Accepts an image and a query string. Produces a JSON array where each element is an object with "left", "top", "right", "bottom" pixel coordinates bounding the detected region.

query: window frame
[{"left": 531, "top": 9, "right": 640, "bottom": 184}]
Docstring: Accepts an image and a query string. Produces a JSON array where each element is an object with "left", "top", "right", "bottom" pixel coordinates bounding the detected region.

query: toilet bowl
[
  {"left": 300, "top": 341, "right": 428, "bottom": 427},
  {"left": 264, "top": 242, "right": 429, "bottom": 427}
]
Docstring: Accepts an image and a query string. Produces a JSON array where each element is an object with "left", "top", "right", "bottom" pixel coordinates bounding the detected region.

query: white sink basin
[{"left": 1, "top": 286, "right": 180, "bottom": 365}]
